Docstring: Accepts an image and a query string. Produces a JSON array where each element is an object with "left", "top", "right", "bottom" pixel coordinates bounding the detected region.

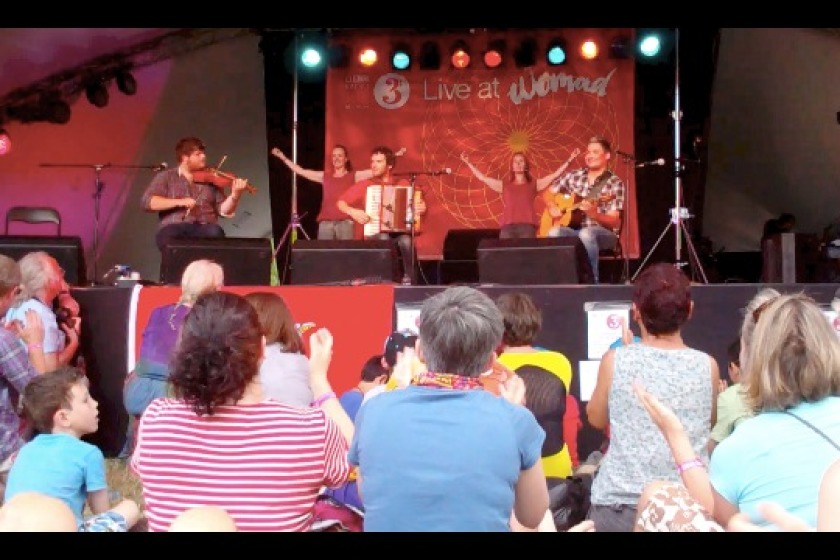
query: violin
[{"left": 192, "top": 167, "right": 257, "bottom": 194}]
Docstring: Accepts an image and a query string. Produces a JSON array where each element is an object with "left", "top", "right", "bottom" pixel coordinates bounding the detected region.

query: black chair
[{"left": 5, "top": 206, "right": 62, "bottom": 235}]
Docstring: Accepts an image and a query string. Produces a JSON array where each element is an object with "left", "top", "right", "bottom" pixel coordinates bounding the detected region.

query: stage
[{"left": 73, "top": 282, "right": 840, "bottom": 461}]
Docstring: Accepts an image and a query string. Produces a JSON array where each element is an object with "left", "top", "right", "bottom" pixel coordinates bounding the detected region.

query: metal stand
[
  {"left": 276, "top": 32, "right": 310, "bottom": 258},
  {"left": 40, "top": 161, "right": 163, "bottom": 285},
  {"left": 632, "top": 28, "right": 708, "bottom": 284},
  {"left": 615, "top": 153, "right": 634, "bottom": 284},
  {"left": 404, "top": 172, "right": 419, "bottom": 284}
]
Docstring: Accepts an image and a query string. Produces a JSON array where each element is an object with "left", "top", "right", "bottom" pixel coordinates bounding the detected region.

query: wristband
[
  {"left": 676, "top": 457, "right": 705, "bottom": 474},
  {"left": 27, "top": 343, "right": 43, "bottom": 351},
  {"left": 312, "top": 391, "right": 336, "bottom": 408}
]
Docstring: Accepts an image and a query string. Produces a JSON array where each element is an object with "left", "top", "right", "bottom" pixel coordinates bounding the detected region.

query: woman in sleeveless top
[{"left": 585, "top": 262, "right": 720, "bottom": 532}]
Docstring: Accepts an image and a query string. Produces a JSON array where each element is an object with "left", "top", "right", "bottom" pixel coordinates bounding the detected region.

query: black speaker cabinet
[
  {"left": 477, "top": 237, "right": 594, "bottom": 285},
  {"left": 0, "top": 235, "right": 86, "bottom": 285},
  {"left": 439, "top": 228, "right": 500, "bottom": 285},
  {"left": 160, "top": 237, "right": 272, "bottom": 286},
  {"left": 290, "top": 239, "right": 396, "bottom": 285}
]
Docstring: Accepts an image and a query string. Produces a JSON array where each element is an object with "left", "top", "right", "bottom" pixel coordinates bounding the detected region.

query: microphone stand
[
  {"left": 404, "top": 172, "right": 418, "bottom": 285},
  {"left": 631, "top": 28, "right": 708, "bottom": 284},
  {"left": 276, "top": 32, "right": 310, "bottom": 270},
  {"left": 39, "top": 161, "right": 163, "bottom": 285}
]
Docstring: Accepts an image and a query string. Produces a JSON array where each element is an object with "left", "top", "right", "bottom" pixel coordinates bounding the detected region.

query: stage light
[
  {"left": 638, "top": 32, "right": 663, "bottom": 58},
  {"left": 483, "top": 39, "right": 505, "bottom": 68},
  {"left": 514, "top": 38, "right": 537, "bottom": 68},
  {"left": 6, "top": 92, "right": 71, "bottom": 124},
  {"left": 450, "top": 40, "right": 471, "bottom": 69},
  {"left": 359, "top": 47, "right": 378, "bottom": 67},
  {"left": 546, "top": 38, "right": 567, "bottom": 66},
  {"left": 300, "top": 46, "right": 323, "bottom": 69},
  {"left": 85, "top": 77, "right": 109, "bottom": 108},
  {"left": 579, "top": 39, "right": 599, "bottom": 60},
  {"left": 609, "top": 35, "right": 632, "bottom": 59},
  {"left": 391, "top": 42, "right": 411, "bottom": 70},
  {"left": 0, "top": 126, "right": 11, "bottom": 156},
  {"left": 115, "top": 68, "right": 137, "bottom": 95},
  {"left": 419, "top": 41, "right": 441, "bottom": 70}
]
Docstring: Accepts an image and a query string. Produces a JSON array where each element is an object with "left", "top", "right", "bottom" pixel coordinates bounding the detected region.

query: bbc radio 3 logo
[{"left": 373, "top": 73, "right": 410, "bottom": 110}]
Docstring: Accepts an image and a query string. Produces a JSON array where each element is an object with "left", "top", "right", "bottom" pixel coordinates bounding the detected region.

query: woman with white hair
[
  {"left": 121, "top": 259, "right": 224, "bottom": 455},
  {"left": 4, "top": 251, "right": 79, "bottom": 372}
]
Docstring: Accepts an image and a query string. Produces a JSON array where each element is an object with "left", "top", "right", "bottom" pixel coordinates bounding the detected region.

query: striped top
[{"left": 131, "top": 398, "right": 350, "bottom": 532}]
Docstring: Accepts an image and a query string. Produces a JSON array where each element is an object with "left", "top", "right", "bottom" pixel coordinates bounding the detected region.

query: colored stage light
[
  {"left": 450, "top": 40, "right": 471, "bottom": 69},
  {"left": 391, "top": 42, "right": 411, "bottom": 70},
  {"left": 483, "top": 39, "right": 505, "bottom": 68},
  {"left": 359, "top": 48, "right": 378, "bottom": 67},
  {"left": 546, "top": 38, "right": 567, "bottom": 65}
]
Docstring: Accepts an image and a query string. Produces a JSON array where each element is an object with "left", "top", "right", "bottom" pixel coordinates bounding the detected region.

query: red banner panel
[
  {"left": 132, "top": 285, "right": 395, "bottom": 396},
  {"left": 326, "top": 29, "right": 639, "bottom": 258}
]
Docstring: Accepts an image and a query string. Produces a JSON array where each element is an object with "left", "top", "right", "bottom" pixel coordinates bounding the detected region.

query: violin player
[{"left": 141, "top": 136, "right": 249, "bottom": 255}]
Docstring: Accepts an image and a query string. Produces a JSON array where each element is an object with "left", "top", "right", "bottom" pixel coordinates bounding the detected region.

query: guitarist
[{"left": 546, "top": 136, "right": 626, "bottom": 284}]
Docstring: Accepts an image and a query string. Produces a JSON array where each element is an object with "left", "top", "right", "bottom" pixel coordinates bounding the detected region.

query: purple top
[{"left": 138, "top": 303, "right": 191, "bottom": 365}]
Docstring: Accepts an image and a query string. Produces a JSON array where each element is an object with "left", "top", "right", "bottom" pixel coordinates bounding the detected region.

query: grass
[{"left": 105, "top": 457, "right": 144, "bottom": 510}]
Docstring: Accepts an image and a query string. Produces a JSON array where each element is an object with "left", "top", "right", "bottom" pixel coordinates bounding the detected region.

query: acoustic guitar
[{"left": 538, "top": 190, "right": 616, "bottom": 236}]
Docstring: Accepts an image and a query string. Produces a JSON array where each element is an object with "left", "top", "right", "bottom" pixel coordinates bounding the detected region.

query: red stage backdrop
[
  {"left": 325, "top": 28, "right": 639, "bottom": 259},
  {"left": 130, "top": 285, "right": 395, "bottom": 396}
]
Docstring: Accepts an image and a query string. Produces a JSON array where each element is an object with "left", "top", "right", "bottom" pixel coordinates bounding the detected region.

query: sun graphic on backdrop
[{"left": 418, "top": 79, "right": 621, "bottom": 229}]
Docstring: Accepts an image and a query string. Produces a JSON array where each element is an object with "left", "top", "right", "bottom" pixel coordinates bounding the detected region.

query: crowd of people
[{"left": 3, "top": 149, "right": 840, "bottom": 530}]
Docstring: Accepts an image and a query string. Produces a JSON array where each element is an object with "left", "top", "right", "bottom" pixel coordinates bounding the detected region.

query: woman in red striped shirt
[{"left": 131, "top": 291, "right": 352, "bottom": 532}]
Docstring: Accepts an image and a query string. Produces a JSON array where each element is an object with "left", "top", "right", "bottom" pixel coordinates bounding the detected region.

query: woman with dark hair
[
  {"left": 460, "top": 149, "right": 578, "bottom": 239},
  {"left": 244, "top": 291, "right": 312, "bottom": 407},
  {"left": 271, "top": 143, "right": 405, "bottom": 240},
  {"left": 584, "top": 262, "right": 720, "bottom": 531},
  {"left": 131, "top": 291, "right": 352, "bottom": 532}
]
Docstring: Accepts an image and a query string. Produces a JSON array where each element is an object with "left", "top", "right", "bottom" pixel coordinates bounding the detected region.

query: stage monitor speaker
[
  {"left": 160, "top": 237, "right": 272, "bottom": 286},
  {"left": 439, "top": 228, "right": 500, "bottom": 284},
  {"left": 0, "top": 235, "right": 86, "bottom": 285},
  {"left": 477, "top": 237, "right": 594, "bottom": 285},
  {"left": 290, "top": 239, "right": 396, "bottom": 285}
]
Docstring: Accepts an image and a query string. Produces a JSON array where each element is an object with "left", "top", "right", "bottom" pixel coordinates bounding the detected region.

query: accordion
[{"left": 364, "top": 184, "right": 423, "bottom": 237}]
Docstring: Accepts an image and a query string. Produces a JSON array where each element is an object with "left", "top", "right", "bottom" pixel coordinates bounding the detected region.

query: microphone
[
  {"left": 636, "top": 158, "right": 666, "bottom": 168},
  {"left": 615, "top": 150, "right": 636, "bottom": 161},
  {"left": 154, "top": 162, "right": 168, "bottom": 171}
]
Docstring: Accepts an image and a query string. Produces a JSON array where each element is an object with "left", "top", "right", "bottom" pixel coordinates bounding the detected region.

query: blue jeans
[{"left": 547, "top": 225, "right": 617, "bottom": 284}]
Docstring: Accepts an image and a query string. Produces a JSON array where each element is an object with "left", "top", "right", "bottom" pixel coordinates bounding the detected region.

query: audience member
[
  {"left": 338, "top": 354, "right": 390, "bottom": 422},
  {"left": 494, "top": 291, "right": 578, "bottom": 477},
  {"left": 4, "top": 366, "right": 141, "bottom": 532},
  {"left": 131, "top": 291, "right": 352, "bottom": 531},
  {"left": 244, "top": 291, "right": 312, "bottom": 407},
  {"left": 5, "top": 251, "right": 80, "bottom": 372},
  {"left": 0, "top": 491, "right": 79, "bottom": 532},
  {"left": 585, "top": 262, "right": 720, "bottom": 531},
  {"left": 634, "top": 292, "right": 840, "bottom": 530},
  {"left": 168, "top": 505, "right": 238, "bottom": 532},
  {"left": 0, "top": 254, "right": 46, "bottom": 500},
  {"left": 348, "top": 285, "right": 549, "bottom": 531},
  {"left": 708, "top": 338, "right": 751, "bottom": 453},
  {"left": 121, "top": 259, "right": 224, "bottom": 457}
]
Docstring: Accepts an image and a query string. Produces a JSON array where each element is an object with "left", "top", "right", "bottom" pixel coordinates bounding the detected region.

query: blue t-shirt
[
  {"left": 4, "top": 433, "right": 107, "bottom": 521},
  {"left": 711, "top": 397, "right": 840, "bottom": 529},
  {"left": 349, "top": 386, "right": 544, "bottom": 531},
  {"left": 339, "top": 388, "right": 364, "bottom": 422}
]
